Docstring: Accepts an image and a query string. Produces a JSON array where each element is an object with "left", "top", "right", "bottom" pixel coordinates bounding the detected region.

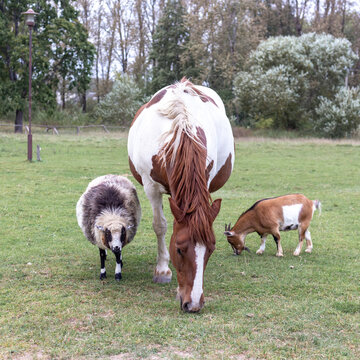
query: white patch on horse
[
  {"left": 190, "top": 243, "right": 206, "bottom": 307},
  {"left": 101, "top": 268, "right": 106, "bottom": 274},
  {"left": 281, "top": 204, "right": 302, "bottom": 230}
]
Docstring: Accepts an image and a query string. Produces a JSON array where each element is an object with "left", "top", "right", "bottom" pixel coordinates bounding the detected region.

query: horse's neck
[{"left": 167, "top": 133, "right": 210, "bottom": 214}]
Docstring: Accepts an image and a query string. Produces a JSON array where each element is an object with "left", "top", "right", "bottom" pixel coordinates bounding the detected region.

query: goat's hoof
[
  {"left": 115, "top": 273, "right": 122, "bottom": 281},
  {"left": 256, "top": 250, "right": 264, "bottom": 255},
  {"left": 293, "top": 251, "right": 300, "bottom": 256},
  {"left": 100, "top": 272, "right": 107, "bottom": 280},
  {"left": 276, "top": 253, "right": 284, "bottom": 257},
  {"left": 305, "top": 248, "right": 312, "bottom": 253}
]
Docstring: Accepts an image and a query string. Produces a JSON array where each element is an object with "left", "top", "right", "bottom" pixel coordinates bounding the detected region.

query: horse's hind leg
[{"left": 145, "top": 185, "right": 172, "bottom": 283}]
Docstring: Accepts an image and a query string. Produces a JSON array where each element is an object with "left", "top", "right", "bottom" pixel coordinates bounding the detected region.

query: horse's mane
[{"left": 158, "top": 79, "right": 215, "bottom": 247}]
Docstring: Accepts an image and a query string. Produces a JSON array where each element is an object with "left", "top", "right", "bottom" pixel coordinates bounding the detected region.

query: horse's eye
[{"left": 177, "top": 248, "right": 182, "bottom": 256}]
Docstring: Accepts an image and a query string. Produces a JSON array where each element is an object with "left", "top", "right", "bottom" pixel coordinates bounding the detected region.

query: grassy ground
[{"left": 0, "top": 132, "right": 359, "bottom": 360}]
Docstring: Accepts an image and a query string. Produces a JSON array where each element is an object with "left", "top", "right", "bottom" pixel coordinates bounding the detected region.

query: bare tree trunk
[
  {"left": 62, "top": 78, "right": 66, "bottom": 110},
  {"left": 82, "top": 92, "right": 87, "bottom": 113},
  {"left": 15, "top": 109, "right": 23, "bottom": 133},
  {"left": 94, "top": 0, "right": 102, "bottom": 103},
  {"left": 341, "top": 0, "right": 347, "bottom": 34}
]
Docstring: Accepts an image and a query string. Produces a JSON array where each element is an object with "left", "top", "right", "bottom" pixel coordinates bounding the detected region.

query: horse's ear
[
  {"left": 210, "top": 199, "right": 222, "bottom": 222},
  {"left": 169, "top": 197, "right": 185, "bottom": 223}
]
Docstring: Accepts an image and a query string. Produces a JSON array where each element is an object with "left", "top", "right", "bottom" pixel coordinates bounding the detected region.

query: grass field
[{"left": 0, "top": 132, "right": 359, "bottom": 360}]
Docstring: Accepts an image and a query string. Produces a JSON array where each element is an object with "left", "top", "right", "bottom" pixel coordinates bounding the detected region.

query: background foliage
[
  {"left": 1, "top": 0, "right": 360, "bottom": 137},
  {"left": 233, "top": 33, "right": 359, "bottom": 135}
]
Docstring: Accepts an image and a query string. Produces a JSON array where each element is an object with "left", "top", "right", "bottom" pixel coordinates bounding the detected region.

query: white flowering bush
[
  {"left": 94, "top": 75, "right": 146, "bottom": 125},
  {"left": 314, "top": 87, "right": 360, "bottom": 138},
  {"left": 234, "top": 33, "right": 358, "bottom": 134}
]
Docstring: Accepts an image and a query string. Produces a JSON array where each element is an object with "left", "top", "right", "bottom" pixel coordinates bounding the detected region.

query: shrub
[
  {"left": 314, "top": 87, "right": 360, "bottom": 138},
  {"left": 234, "top": 33, "right": 358, "bottom": 134},
  {"left": 94, "top": 75, "right": 146, "bottom": 125}
]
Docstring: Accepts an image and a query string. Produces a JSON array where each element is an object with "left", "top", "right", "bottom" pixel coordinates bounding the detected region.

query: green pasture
[{"left": 0, "top": 132, "right": 359, "bottom": 359}]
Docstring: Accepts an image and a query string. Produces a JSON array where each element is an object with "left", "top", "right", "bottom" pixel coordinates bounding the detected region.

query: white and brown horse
[{"left": 127, "top": 78, "right": 234, "bottom": 312}]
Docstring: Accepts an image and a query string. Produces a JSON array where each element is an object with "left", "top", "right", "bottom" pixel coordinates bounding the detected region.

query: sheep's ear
[
  {"left": 121, "top": 226, "right": 126, "bottom": 243},
  {"left": 96, "top": 225, "right": 104, "bottom": 231}
]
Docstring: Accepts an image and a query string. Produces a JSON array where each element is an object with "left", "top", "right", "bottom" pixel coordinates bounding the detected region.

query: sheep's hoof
[
  {"left": 115, "top": 273, "right": 122, "bottom": 281},
  {"left": 305, "top": 248, "right": 312, "bottom": 253},
  {"left": 256, "top": 249, "right": 264, "bottom": 255},
  {"left": 100, "top": 272, "right": 107, "bottom": 280},
  {"left": 276, "top": 253, "right": 284, "bottom": 257}
]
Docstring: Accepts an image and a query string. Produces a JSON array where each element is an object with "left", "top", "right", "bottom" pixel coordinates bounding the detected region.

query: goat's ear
[
  {"left": 96, "top": 224, "right": 104, "bottom": 231},
  {"left": 210, "top": 199, "right": 222, "bottom": 222},
  {"left": 224, "top": 230, "right": 235, "bottom": 237},
  {"left": 169, "top": 197, "right": 185, "bottom": 223}
]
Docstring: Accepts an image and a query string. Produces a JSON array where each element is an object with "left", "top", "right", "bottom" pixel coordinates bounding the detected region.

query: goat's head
[{"left": 224, "top": 223, "right": 250, "bottom": 255}]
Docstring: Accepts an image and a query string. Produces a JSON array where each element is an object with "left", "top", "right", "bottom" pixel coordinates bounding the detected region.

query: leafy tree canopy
[
  {"left": 0, "top": 0, "right": 95, "bottom": 131},
  {"left": 234, "top": 33, "right": 358, "bottom": 133}
]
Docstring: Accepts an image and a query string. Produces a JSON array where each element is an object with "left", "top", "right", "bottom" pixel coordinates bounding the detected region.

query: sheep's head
[{"left": 96, "top": 224, "right": 126, "bottom": 254}]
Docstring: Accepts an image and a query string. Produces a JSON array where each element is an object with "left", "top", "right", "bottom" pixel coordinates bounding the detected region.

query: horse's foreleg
[{"left": 146, "top": 187, "right": 172, "bottom": 283}]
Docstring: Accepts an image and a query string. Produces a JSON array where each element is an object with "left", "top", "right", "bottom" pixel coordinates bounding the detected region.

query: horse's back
[{"left": 128, "top": 81, "right": 234, "bottom": 191}]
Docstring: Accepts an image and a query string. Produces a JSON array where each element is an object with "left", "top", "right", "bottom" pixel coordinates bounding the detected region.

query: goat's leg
[
  {"left": 99, "top": 248, "right": 107, "bottom": 280},
  {"left": 256, "top": 235, "right": 267, "bottom": 254},
  {"left": 304, "top": 229, "right": 313, "bottom": 253},
  {"left": 294, "top": 226, "right": 305, "bottom": 256},
  {"left": 272, "top": 230, "right": 283, "bottom": 257},
  {"left": 114, "top": 251, "right": 123, "bottom": 281}
]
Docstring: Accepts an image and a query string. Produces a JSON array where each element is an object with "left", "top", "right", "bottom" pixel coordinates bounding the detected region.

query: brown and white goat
[{"left": 224, "top": 194, "right": 321, "bottom": 257}]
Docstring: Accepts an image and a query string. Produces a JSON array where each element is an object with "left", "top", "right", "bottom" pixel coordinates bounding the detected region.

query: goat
[
  {"left": 224, "top": 194, "right": 321, "bottom": 257},
  {"left": 76, "top": 175, "right": 141, "bottom": 280}
]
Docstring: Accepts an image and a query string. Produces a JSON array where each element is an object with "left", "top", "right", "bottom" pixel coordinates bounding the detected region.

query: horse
[{"left": 127, "top": 78, "right": 234, "bottom": 312}]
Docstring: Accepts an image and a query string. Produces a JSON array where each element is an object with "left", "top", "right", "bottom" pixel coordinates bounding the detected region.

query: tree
[
  {"left": 93, "top": 74, "right": 146, "bottom": 125},
  {"left": 149, "top": 0, "right": 197, "bottom": 93},
  {"left": 233, "top": 33, "right": 358, "bottom": 132},
  {"left": 0, "top": 0, "right": 94, "bottom": 131}
]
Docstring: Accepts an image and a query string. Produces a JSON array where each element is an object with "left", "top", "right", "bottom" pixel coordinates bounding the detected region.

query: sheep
[
  {"left": 76, "top": 175, "right": 141, "bottom": 280},
  {"left": 224, "top": 194, "right": 321, "bottom": 257}
]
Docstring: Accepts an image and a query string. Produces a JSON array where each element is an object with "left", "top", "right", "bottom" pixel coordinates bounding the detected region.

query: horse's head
[{"left": 169, "top": 197, "right": 221, "bottom": 313}]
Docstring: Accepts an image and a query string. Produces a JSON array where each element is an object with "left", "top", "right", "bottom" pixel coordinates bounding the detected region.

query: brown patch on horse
[
  {"left": 196, "top": 126, "right": 207, "bottom": 147},
  {"left": 180, "top": 77, "right": 218, "bottom": 107},
  {"left": 129, "top": 157, "right": 143, "bottom": 186},
  {"left": 146, "top": 89, "right": 167, "bottom": 108},
  {"left": 209, "top": 153, "right": 232, "bottom": 193},
  {"left": 150, "top": 154, "right": 170, "bottom": 194}
]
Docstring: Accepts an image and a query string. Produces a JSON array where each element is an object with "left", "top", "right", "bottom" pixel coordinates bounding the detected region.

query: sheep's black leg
[
  {"left": 99, "top": 249, "right": 107, "bottom": 280},
  {"left": 114, "top": 251, "right": 123, "bottom": 281}
]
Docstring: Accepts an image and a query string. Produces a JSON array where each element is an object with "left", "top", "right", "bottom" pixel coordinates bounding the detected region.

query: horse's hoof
[
  {"left": 153, "top": 274, "right": 172, "bottom": 283},
  {"left": 115, "top": 273, "right": 122, "bottom": 281}
]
